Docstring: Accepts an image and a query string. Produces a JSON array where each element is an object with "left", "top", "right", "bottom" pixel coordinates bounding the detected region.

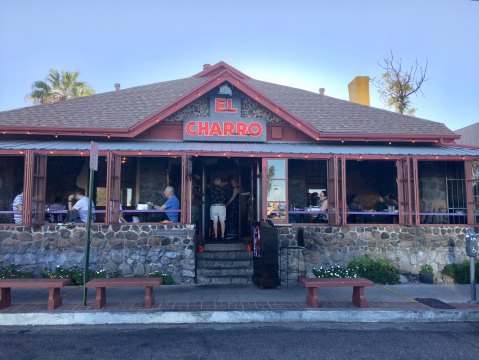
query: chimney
[
  {"left": 348, "top": 76, "right": 370, "bottom": 106},
  {"left": 203, "top": 64, "right": 211, "bottom": 71},
  {"left": 319, "top": 88, "right": 325, "bottom": 95},
  {"left": 114, "top": 83, "right": 121, "bottom": 91}
]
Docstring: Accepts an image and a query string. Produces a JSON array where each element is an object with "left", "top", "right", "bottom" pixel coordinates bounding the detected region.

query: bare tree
[{"left": 374, "top": 51, "right": 428, "bottom": 116}]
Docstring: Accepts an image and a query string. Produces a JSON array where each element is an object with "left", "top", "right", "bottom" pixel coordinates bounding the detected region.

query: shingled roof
[
  {"left": 246, "top": 79, "right": 454, "bottom": 137},
  {"left": 0, "top": 62, "right": 457, "bottom": 142},
  {"left": 0, "top": 77, "right": 206, "bottom": 129}
]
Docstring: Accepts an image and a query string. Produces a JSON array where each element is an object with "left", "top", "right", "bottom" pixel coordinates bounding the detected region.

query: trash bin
[{"left": 252, "top": 222, "right": 280, "bottom": 288}]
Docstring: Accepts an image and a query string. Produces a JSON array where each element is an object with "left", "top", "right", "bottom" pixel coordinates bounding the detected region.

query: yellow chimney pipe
[{"left": 348, "top": 76, "right": 370, "bottom": 106}]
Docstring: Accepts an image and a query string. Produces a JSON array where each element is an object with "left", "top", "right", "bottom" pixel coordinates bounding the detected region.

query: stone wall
[
  {"left": 0, "top": 223, "right": 196, "bottom": 283},
  {"left": 277, "top": 225, "right": 469, "bottom": 283}
]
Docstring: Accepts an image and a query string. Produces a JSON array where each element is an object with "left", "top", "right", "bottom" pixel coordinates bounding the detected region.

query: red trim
[
  {"left": 193, "top": 61, "right": 251, "bottom": 79},
  {"left": 0, "top": 148, "right": 476, "bottom": 161},
  {"left": 318, "top": 133, "right": 459, "bottom": 143}
]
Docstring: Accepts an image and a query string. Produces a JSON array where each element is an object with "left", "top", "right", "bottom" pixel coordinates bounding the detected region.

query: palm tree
[{"left": 26, "top": 69, "right": 95, "bottom": 104}]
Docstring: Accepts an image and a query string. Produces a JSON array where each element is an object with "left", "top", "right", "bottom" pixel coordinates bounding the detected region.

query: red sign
[
  {"left": 185, "top": 121, "right": 263, "bottom": 137},
  {"left": 215, "top": 98, "right": 237, "bottom": 113}
]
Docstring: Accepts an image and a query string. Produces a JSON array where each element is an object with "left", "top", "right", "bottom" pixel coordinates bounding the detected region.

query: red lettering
[
  {"left": 223, "top": 122, "right": 235, "bottom": 136},
  {"left": 248, "top": 122, "right": 262, "bottom": 137},
  {"left": 185, "top": 121, "right": 197, "bottom": 135},
  {"left": 197, "top": 121, "right": 209, "bottom": 136},
  {"left": 209, "top": 121, "right": 222, "bottom": 136},
  {"left": 236, "top": 122, "right": 247, "bottom": 136},
  {"left": 226, "top": 99, "right": 237, "bottom": 113},
  {"left": 215, "top": 98, "right": 226, "bottom": 112},
  {"left": 186, "top": 120, "right": 264, "bottom": 139}
]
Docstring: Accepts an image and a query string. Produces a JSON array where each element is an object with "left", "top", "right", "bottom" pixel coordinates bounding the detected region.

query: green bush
[
  {"left": 42, "top": 266, "right": 124, "bottom": 285},
  {"left": 312, "top": 265, "right": 358, "bottom": 278},
  {"left": 420, "top": 264, "right": 433, "bottom": 274},
  {"left": 148, "top": 271, "right": 174, "bottom": 285},
  {"left": 441, "top": 260, "right": 479, "bottom": 284},
  {"left": 0, "top": 264, "right": 33, "bottom": 279},
  {"left": 347, "top": 256, "right": 399, "bottom": 284}
]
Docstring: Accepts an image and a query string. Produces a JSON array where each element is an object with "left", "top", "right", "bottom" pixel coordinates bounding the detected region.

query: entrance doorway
[{"left": 190, "top": 157, "right": 261, "bottom": 244}]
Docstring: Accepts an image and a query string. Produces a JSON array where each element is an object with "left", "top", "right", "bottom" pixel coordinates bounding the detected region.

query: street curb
[{"left": 1, "top": 309, "right": 479, "bottom": 326}]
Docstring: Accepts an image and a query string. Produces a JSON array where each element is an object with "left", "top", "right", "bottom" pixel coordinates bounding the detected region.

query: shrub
[
  {"left": 42, "top": 266, "right": 123, "bottom": 285},
  {"left": 312, "top": 265, "right": 358, "bottom": 279},
  {"left": 347, "top": 256, "right": 399, "bottom": 284},
  {"left": 0, "top": 264, "right": 33, "bottom": 279},
  {"left": 420, "top": 264, "right": 433, "bottom": 274},
  {"left": 149, "top": 271, "right": 174, "bottom": 285},
  {"left": 441, "top": 261, "right": 479, "bottom": 284}
]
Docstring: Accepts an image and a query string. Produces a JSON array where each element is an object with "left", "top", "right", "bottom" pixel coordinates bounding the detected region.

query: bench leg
[
  {"left": 0, "top": 288, "right": 12, "bottom": 309},
  {"left": 48, "top": 287, "right": 62, "bottom": 310},
  {"left": 144, "top": 286, "right": 155, "bottom": 308},
  {"left": 352, "top": 286, "right": 368, "bottom": 308},
  {"left": 305, "top": 287, "right": 319, "bottom": 307},
  {"left": 94, "top": 287, "right": 106, "bottom": 309}
]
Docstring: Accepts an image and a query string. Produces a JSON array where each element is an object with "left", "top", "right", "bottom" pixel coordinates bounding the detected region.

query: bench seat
[
  {"left": 300, "top": 277, "right": 374, "bottom": 308},
  {"left": 85, "top": 277, "right": 162, "bottom": 309},
  {"left": 0, "top": 278, "right": 71, "bottom": 310}
]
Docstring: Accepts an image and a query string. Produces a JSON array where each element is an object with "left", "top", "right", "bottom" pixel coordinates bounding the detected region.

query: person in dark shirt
[
  {"left": 225, "top": 176, "right": 240, "bottom": 241},
  {"left": 209, "top": 177, "right": 227, "bottom": 241},
  {"left": 372, "top": 194, "right": 389, "bottom": 223}
]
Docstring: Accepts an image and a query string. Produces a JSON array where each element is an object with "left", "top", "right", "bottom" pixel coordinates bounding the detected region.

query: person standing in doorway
[
  {"left": 12, "top": 185, "right": 23, "bottom": 224},
  {"left": 225, "top": 176, "right": 240, "bottom": 241},
  {"left": 209, "top": 177, "right": 227, "bottom": 241}
]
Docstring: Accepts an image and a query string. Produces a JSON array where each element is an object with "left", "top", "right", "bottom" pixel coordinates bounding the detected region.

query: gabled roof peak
[{"left": 193, "top": 61, "right": 251, "bottom": 80}]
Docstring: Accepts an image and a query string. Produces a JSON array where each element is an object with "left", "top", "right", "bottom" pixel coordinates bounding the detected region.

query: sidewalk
[{"left": 1, "top": 283, "right": 478, "bottom": 326}]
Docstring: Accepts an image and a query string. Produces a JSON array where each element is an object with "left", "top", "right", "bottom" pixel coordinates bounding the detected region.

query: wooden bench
[
  {"left": 85, "top": 277, "right": 162, "bottom": 309},
  {"left": 300, "top": 278, "right": 374, "bottom": 308},
  {"left": 0, "top": 278, "right": 71, "bottom": 310}
]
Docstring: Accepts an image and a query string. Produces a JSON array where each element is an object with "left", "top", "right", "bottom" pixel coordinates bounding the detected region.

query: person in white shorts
[{"left": 209, "top": 177, "right": 227, "bottom": 241}]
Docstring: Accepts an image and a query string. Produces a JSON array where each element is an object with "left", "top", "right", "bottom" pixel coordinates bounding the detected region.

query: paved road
[{"left": 1, "top": 322, "right": 478, "bottom": 360}]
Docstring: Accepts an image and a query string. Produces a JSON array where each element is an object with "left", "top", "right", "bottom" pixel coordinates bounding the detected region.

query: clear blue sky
[{"left": 1, "top": 0, "right": 477, "bottom": 130}]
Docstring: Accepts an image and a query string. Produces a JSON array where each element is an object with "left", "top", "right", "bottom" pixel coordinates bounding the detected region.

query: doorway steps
[{"left": 196, "top": 243, "right": 253, "bottom": 285}]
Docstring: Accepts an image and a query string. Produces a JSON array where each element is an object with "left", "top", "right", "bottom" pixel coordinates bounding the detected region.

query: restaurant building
[{"left": 1, "top": 61, "right": 478, "bottom": 284}]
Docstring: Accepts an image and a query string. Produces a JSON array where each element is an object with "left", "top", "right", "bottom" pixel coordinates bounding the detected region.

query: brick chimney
[
  {"left": 114, "top": 83, "right": 120, "bottom": 91},
  {"left": 319, "top": 88, "right": 325, "bottom": 95},
  {"left": 348, "top": 77, "right": 370, "bottom": 106},
  {"left": 203, "top": 64, "right": 211, "bottom": 70}
]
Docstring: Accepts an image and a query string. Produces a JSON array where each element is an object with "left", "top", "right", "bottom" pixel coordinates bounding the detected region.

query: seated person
[
  {"left": 12, "top": 186, "right": 24, "bottom": 224},
  {"left": 65, "top": 188, "right": 95, "bottom": 223},
  {"left": 372, "top": 194, "right": 390, "bottom": 223},
  {"left": 148, "top": 186, "right": 180, "bottom": 223},
  {"left": 384, "top": 193, "right": 398, "bottom": 209},
  {"left": 313, "top": 190, "right": 328, "bottom": 223},
  {"left": 347, "top": 194, "right": 364, "bottom": 223},
  {"left": 47, "top": 196, "right": 66, "bottom": 223}
]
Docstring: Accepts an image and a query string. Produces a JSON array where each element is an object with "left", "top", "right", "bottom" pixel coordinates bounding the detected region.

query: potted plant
[
  {"left": 245, "top": 237, "right": 253, "bottom": 252},
  {"left": 196, "top": 236, "right": 205, "bottom": 253},
  {"left": 420, "top": 264, "right": 434, "bottom": 284}
]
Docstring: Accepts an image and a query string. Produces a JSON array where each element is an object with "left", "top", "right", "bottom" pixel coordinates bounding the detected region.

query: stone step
[
  {"left": 205, "top": 243, "right": 245, "bottom": 251},
  {"left": 196, "top": 275, "right": 252, "bottom": 285},
  {"left": 197, "top": 267, "right": 253, "bottom": 277},
  {"left": 197, "top": 251, "right": 253, "bottom": 261},
  {"left": 197, "top": 259, "right": 253, "bottom": 268},
  {"left": 196, "top": 248, "right": 254, "bottom": 285}
]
